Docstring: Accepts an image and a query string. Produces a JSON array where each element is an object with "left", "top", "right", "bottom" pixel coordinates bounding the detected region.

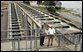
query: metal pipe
[{"left": 75, "top": 44, "right": 77, "bottom": 51}]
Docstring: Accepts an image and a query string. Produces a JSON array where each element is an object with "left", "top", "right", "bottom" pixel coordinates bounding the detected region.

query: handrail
[
  {"left": 1, "top": 29, "right": 81, "bottom": 45},
  {"left": 1, "top": 29, "right": 81, "bottom": 51}
]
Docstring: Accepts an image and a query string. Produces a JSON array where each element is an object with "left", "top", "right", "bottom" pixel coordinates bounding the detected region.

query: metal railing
[{"left": 1, "top": 29, "right": 82, "bottom": 51}]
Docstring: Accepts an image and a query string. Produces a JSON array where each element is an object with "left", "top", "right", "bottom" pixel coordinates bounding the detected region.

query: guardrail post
[
  {"left": 30, "top": 29, "right": 32, "bottom": 51},
  {"left": 58, "top": 35, "right": 61, "bottom": 47},
  {"left": 18, "top": 37, "right": 20, "bottom": 51},
  {"left": 56, "top": 29, "right": 61, "bottom": 48},
  {"left": 75, "top": 44, "right": 77, "bottom": 51},
  {"left": 80, "top": 35, "right": 82, "bottom": 51},
  {"left": 12, "top": 38, "right": 15, "bottom": 51},
  {"left": 74, "top": 35, "right": 77, "bottom": 51},
  {"left": 34, "top": 29, "right": 38, "bottom": 51},
  {"left": 26, "top": 35, "right": 28, "bottom": 51},
  {"left": 80, "top": 42, "right": 82, "bottom": 51}
]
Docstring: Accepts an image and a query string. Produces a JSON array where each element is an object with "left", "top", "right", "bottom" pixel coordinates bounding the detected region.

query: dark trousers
[{"left": 40, "top": 36, "right": 44, "bottom": 46}]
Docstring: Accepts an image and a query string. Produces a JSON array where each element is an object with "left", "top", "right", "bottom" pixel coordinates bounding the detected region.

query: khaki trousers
[{"left": 47, "top": 35, "right": 54, "bottom": 46}]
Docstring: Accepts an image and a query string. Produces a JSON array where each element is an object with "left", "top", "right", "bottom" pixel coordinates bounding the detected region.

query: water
[{"left": 61, "top": 1, "right": 82, "bottom": 17}]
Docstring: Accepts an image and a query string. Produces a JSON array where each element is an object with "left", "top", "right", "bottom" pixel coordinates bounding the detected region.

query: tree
[
  {"left": 43, "top": 1, "right": 56, "bottom": 15},
  {"left": 37, "top": 1, "right": 42, "bottom": 5},
  {"left": 42, "top": 1, "right": 55, "bottom": 6},
  {"left": 23, "top": 1, "right": 30, "bottom": 5}
]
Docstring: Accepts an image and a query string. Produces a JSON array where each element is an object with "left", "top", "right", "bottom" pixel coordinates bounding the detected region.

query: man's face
[{"left": 50, "top": 27, "right": 52, "bottom": 29}]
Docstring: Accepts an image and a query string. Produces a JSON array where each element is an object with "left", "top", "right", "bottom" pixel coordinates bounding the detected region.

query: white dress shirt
[{"left": 48, "top": 28, "right": 55, "bottom": 35}]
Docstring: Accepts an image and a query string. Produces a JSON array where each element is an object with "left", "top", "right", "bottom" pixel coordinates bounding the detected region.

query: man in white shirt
[{"left": 47, "top": 26, "right": 55, "bottom": 46}]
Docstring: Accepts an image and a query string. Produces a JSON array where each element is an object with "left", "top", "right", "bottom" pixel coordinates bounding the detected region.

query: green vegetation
[
  {"left": 34, "top": 1, "right": 81, "bottom": 17},
  {"left": 57, "top": 7, "right": 71, "bottom": 12},
  {"left": 33, "top": 7, "right": 47, "bottom": 12},
  {"left": 42, "top": 1, "right": 60, "bottom": 16},
  {"left": 43, "top": 1, "right": 56, "bottom": 13},
  {"left": 40, "top": 2, "right": 71, "bottom": 13},
  {"left": 42, "top": 1, "right": 55, "bottom": 6}
]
